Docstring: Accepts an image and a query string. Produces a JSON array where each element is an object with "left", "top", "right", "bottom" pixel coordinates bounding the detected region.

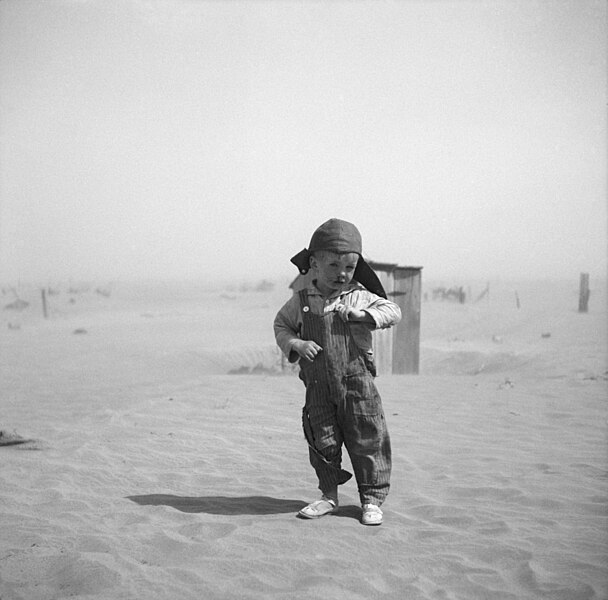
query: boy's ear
[{"left": 309, "top": 254, "right": 317, "bottom": 270}]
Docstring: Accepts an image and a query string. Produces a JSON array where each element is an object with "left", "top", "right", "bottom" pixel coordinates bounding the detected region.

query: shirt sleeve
[
  {"left": 273, "top": 295, "right": 302, "bottom": 363},
  {"left": 349, "top": 289, "right": 402, "bottom": 329}
]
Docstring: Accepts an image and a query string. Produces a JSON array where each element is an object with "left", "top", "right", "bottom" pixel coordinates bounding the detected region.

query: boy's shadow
[{"left": 126, "top": 494, "right": 360, "bottom": 519}]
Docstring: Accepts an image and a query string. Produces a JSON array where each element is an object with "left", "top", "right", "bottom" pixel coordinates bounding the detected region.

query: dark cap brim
[
  {"left": 354, "top": 259, "right": 387, "bottom": 299},
  {"left": 290, "top": 248, "right": 312, "bottom": 275}
]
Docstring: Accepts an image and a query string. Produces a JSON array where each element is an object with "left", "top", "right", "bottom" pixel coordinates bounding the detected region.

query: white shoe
[
  {"left": 298, "top": 497, "right": 338, "bottom": 519},
  {"left": 361, "top": 503, "right": 383, "bottom": 526}
]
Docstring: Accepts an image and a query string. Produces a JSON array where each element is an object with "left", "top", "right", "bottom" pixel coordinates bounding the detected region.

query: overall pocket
[
  {"left": 344, "top": 371, "right": 381, "bottom": 416},
  {"left": 343, "top": 371, "right": 385, "bottom": 463}
]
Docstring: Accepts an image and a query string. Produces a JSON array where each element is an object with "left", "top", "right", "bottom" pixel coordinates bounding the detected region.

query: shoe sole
[{"left": 298, "top": 508, "right": 338, "bottom": 519}]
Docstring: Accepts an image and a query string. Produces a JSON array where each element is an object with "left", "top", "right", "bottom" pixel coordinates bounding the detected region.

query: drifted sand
[{"left": 1, "top": 279, "right": 606, "bottom": 600}]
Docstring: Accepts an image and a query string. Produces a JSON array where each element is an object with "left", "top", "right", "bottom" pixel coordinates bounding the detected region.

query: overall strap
[
  {"left": 298, "top": 289, "right": 323, "bottom": 344},
  {"left": 297, "top": 288, "right": 328, "bottom": 378},
  {"left": 298, "top": 289, "right": 308, "bottom": 310}
]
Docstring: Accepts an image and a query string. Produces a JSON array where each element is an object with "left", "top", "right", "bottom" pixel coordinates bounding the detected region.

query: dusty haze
[{"left": 0, "top": 0, "right": 606, "bottom": 285}]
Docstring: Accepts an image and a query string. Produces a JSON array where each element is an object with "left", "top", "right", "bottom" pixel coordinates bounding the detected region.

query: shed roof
[{"left": 368, "top": 261, "right": 423, "bottom": 272}]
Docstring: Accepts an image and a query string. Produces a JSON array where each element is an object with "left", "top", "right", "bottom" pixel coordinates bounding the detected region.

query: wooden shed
[{"left": 289, "top": 262, "right": 422, "bottom": 375}]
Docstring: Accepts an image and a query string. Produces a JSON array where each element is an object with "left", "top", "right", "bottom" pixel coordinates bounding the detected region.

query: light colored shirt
[{"left": 274, "top": 281, "right": 402, "bottom": 363}]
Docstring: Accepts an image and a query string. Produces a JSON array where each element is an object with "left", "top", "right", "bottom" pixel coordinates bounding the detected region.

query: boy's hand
[
  {"left": 335, "top": 304, "right": 369, "bottom": 323},
  {"left": 292, "top": 340, "right": 323, "bottom": 362}
]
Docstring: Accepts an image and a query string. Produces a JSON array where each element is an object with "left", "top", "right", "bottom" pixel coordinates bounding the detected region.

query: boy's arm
[
  {"left": 335, "top": 304, "right": 376, "bottom": 324},
  {"left": 363, "top": 296, "right": 402, "bottom": 329},
  {"left": 273, "top": 297, "right": 301, "bottom": 362},
  {"left": 337, "top": 290, "right": 402, "bottom": 329},
  {"left": 274, "top": 296, "right": 324, "bottom": 363}
]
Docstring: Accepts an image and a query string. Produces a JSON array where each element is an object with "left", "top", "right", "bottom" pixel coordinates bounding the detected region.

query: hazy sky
[{"left": 0, "top": 0, "right": 606, "bottom": 284}]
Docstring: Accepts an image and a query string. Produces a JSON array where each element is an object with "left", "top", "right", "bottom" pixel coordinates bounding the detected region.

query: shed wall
[{"left": 370, "top": 266, "right": 421, "bottom": 375}]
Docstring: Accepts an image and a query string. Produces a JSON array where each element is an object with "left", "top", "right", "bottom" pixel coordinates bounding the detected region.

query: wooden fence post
[
  {"left": 578, "top": 273, "right": 590, "bottom": 313},
  {"left": 41, "top": 288, "right": 48, "bottom": 319}
]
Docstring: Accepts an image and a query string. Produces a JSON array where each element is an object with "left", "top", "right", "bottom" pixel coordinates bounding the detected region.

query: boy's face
[{"left": 310, "top": 251, "right": 359, "bottom": 296}]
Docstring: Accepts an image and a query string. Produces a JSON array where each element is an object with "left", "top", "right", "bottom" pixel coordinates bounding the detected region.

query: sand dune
[{"left": 1, "top": 279, "right": 606, "bottom": 599}]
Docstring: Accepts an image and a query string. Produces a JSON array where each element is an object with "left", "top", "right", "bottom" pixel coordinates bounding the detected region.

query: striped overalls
[{"left": 298, "top": 290, "right": 392, "bottom": 506}]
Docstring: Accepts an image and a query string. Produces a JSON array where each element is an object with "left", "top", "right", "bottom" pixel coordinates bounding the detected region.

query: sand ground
[{"left": 1, "top": 278, "right": 606, "bottom": 599}]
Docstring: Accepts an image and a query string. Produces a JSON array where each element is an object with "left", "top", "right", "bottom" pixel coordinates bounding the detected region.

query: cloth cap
[
  {"left": 290, "top": 218, "right": 387, "bottom": 299},
  {"left": 308, "top": 218, "right": 362, "bottom": 255}
]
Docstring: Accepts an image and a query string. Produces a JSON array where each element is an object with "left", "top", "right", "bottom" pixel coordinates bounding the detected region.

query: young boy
[{"left": 274, "top": 219, "right": 401, "bottom": 525}]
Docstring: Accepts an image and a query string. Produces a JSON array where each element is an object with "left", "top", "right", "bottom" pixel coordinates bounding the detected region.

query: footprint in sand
[{"left": 177, "top": 521, "right": 237, "bottom": 541}]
